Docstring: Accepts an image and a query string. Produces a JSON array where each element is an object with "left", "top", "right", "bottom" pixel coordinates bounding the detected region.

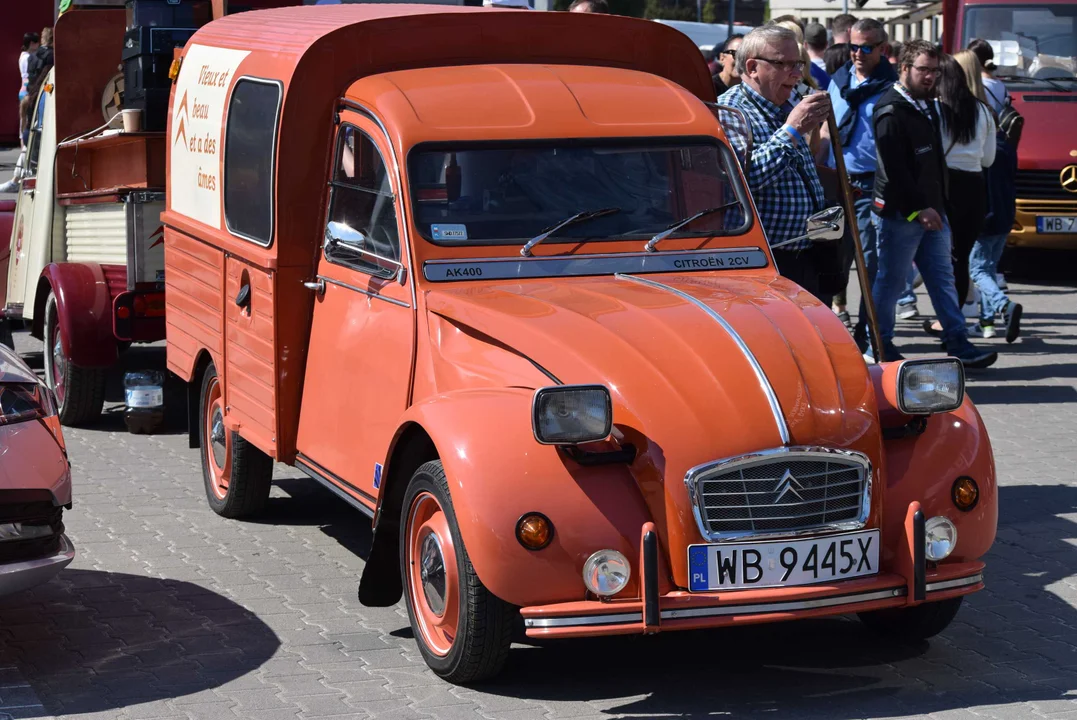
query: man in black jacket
[{"left": 868, "top": 39, "right": 996, "bottom": 368}]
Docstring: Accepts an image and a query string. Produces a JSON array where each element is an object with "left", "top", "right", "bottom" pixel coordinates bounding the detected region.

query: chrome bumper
[{"left": 0, "top": 534, "right": 75, "bottom": 596}]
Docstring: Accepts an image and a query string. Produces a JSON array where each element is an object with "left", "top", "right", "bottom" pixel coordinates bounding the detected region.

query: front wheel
[
  {"left": 858, "top": 596, "right": 964, "bottom": 640},
  {"left": 400, "top": 460, "right": 513, "bottom": 684},
  {"left": 199, "top": 365, "right": 272, "bottom": 518},
  {"left": 43, "top": 291, "right": 106, "bottom": 426}
]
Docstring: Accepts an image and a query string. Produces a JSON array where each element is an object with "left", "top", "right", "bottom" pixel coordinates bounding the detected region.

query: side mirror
[
  {"left": 324, "top": 221, "right": 407, "bottom": 285},
  {"left": 806, "top": 206, "right": 845, "bottom": 242},
  {"left": 770, "top": 206, "right": 845, "bottom": 250}
]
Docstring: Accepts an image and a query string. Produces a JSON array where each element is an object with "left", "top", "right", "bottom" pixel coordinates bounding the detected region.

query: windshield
[
  {"left": 407, "top": 139, "right": 750, "bottom": 247},
  {"left": 963, "top": 4, "right": 1077, "bottom": 84}
]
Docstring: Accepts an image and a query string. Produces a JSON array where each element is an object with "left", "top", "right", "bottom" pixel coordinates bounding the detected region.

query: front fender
[
  {"left": 880, "top": 398, "right": 998, "bottom": 567},
  {"left": 393, "top": 387, "right": 654, "bottom": 608},
  {"left": 36, "top": 263, "right": 118, "bottom": 368}
]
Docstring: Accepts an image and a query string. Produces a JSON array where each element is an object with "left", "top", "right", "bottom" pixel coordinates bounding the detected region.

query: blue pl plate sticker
[
  {"left": 431, "top": 224, "right": 468, "bottom": 241},
  {"left": 373, "top": 463, "right": 383, "bottom": 490},
  {"left": 688, "top": 545, "right": 709, "bottom": 591}
]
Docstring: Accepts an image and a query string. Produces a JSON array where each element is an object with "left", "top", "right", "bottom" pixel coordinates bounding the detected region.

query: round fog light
[
  {"left": 925, "top": 516, "right": 958, "bottom": 561},
  {"left": 952, "top": 477, "right": 979, "bottom": 511},
  {"left": 516, "top": 513, "right": 553, "bottom": 550},
  {"left": 582, "top": 549, "right": 630, "bottom": 596}
]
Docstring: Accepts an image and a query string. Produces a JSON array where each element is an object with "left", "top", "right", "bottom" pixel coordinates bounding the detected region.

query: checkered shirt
[{"left": 717, "top": 82, "right": 826, "bottom": 251}]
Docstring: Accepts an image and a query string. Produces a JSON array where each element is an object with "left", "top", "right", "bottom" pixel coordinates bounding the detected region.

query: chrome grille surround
[{"left": 685, "top": 447, "right": 872, "bottom": 542}]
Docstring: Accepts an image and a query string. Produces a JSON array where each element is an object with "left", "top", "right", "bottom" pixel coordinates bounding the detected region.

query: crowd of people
[{"left": 714, "top": 16, "right": 1022, "bottom": 370}]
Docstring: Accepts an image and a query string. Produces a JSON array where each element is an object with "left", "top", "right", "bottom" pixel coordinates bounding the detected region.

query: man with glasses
[
  {"left": 869, "top": 40, "right": 997, "bottom": 368},
  {"left": 826, "top": 18, "right": 896, "bottom": 343},
  {"left": 711, "top": 35, "right": 743, "bottom": 96},
  {"left": 718, "top": 25, "right": 832, "bottom": 300}
]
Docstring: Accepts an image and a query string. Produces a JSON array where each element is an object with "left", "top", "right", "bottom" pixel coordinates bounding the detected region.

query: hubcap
[
  {"left": 50, "top": 334, "right": 65, "bottom": 404},
  {"left": 210, "top": 408, "right": 227, "bottom": 469},
  {"left": 419, "top": 533, "right": 446, "bottom": 617}
]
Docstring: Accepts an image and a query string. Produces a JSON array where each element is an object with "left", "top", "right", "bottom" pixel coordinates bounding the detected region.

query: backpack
[
  {"left": 997, "top": 97, "right": 1024, "bottom": 149},
  {"left": 25, "top": 46, "right": 53, "bottom": 87}
]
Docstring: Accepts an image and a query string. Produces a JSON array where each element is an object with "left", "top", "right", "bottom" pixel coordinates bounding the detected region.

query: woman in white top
[{"left": 939, "top": 53, "right": 996, "bottom": 315}]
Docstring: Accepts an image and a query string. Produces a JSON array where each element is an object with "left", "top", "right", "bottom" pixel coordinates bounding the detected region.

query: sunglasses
[
  {"left": 849, "top": 43, "right": 879, "bottom": 55},
  {"left": 720, "top": 49, "right": 737, "bottom": 57}
]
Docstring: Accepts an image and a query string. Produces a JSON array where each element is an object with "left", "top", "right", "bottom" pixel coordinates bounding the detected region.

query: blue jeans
[
  {"left": 897, "top": 266, "right": 918, "bottom": 307},
  {"left": 970, "top": 233, "right": 1009, "bottom": 321},
  {"left": 873, "top": 215, "right": 968, "bottom": 346},
  {"left": 851, "top": 180, "right": 877, "bottom": 341}
]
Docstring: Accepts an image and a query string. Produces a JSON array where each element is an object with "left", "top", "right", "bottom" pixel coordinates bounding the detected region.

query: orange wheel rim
[
  {"left": 203, "top": 376, "right": 231, "bottom": 500},
  {"left": 406, "top": 491, "right": 460, "bottom": 657}
]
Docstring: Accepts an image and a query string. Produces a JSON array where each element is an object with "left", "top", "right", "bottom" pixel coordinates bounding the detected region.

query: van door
[
  {"left": 295, "top": 117, "right": 416, "bottom": 509},
  {"left": 8, "top": 78, "right": 56, "bottom": 320}
]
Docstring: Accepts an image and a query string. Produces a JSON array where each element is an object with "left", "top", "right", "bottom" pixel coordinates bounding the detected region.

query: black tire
[
  {"left": 198, "top": 364, "right": 273, "bottom": 519},
  {"left": 44, "top": 291, "right": 106, "bottom": 427},
  {"left": 400, "top": 460, "right": 513, "bottom": 684},
  {"left": 858, "top": 596, "right": 964, "bottom": 640}
]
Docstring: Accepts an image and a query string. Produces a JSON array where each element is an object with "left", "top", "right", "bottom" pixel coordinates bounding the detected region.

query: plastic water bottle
[{"left": 124, "top": 371, "right": 165, "bottom": 434}]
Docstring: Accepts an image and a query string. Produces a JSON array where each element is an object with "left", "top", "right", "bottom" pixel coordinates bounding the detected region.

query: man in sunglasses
[
  {"left": 869, "top": 40, "right": 997, "bottom": 368},
  {"left": 718, "top": 25, "right": 832, "bottom": 300},
  {"left": 711, "top": 35, "right": 743, "bottom": 96},
  {"left": 826, "top": 18, "right": 897, "bottom": 344}
]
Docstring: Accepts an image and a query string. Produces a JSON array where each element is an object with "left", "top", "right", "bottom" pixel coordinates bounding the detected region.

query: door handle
[
  {"left": 303, "top": 279, "right": 326, "bottom": 297},
  {"left": 234, "top": 284, "right": 251, "bottom": 310}
]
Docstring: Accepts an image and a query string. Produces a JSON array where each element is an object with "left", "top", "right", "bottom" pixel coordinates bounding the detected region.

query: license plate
[
  {"left": 1036, "top": 216, "right": 1077, "bottom": 233},
  {"left": 688, "top": 529, "right": 880, "bottom": 591}
]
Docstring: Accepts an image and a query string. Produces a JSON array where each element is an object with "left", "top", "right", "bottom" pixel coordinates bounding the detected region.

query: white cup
[{"left": 121, "top": 108, "right": 141, "bottom": 133}]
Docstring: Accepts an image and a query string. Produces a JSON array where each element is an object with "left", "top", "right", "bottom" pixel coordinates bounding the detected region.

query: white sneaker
[
  {"left": 897, "top": 302, "right": 919, "bottom": 320},
  {"left": 972, "top": 322, "right": 997, "bottom": 339},
  {"left": 996, "top": 273, "right": 1008, "bottom": 291}
]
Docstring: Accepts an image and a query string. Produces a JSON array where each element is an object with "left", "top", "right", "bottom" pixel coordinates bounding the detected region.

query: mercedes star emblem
[{"left": 1061, "top": 164, "right": 1077, "bottom": 194}]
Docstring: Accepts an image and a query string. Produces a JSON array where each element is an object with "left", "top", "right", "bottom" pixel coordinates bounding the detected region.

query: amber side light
[
  {"left": 952, "top": 477, "right": 979, "bottom": 511},
  {"left": 516, "top": 513, "right": 553, "bottom": 550}
]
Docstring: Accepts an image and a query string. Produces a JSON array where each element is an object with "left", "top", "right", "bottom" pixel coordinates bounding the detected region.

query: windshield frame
[{"left": 405, "top": 135, "right": 755, "bottom": 249}]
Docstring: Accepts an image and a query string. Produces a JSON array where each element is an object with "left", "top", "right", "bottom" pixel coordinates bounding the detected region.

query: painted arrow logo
[{"left": 173, "top": 89, "right": 189, "bottom": 149}]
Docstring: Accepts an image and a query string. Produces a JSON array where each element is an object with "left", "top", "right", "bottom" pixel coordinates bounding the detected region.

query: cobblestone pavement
[{"left": 2, "top": 252, "right": 1076, "bottom": 720}]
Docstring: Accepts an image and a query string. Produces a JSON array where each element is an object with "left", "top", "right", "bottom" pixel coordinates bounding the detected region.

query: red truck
[{"left": 943, "top": 0, "right": 1077, "bottom": 248}]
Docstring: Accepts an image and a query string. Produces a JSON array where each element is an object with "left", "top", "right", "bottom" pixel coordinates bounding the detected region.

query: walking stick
[{"left": 824, "top": 112, "right": 885, "bottom": 362}]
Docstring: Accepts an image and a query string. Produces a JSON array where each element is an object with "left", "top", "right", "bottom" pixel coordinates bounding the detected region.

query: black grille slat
[
  {"left": 1015, "top": 170, "right": 1075, "bottom": 200},
  {"left": 696, "top": 456, "right": 866, "bottom": 536}
]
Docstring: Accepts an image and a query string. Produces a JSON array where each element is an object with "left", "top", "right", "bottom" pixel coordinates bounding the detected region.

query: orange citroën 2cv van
[{"left": 163, "top": 5, "right": 998, "bottom": 683}]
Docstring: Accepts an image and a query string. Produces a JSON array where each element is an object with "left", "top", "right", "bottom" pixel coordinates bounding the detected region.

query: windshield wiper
[
  {"left": 520, "top": 207, "right": 621, "bottom": 257},
  {"left": 644, "top": 201, "right": 742, "bottom": 253},
  {"left": 995, "top": 74, "right": 1075, "bottom": 91}
]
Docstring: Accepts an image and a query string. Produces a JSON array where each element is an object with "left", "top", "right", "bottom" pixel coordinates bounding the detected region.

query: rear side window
[{"left": 224, "top": 78, "right": 281, "bottom": 246}]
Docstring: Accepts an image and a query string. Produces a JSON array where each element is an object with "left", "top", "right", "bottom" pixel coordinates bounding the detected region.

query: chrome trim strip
[
  {"left": 661, "top": 587, "right": 905, "bottom": 620},
  {"left": 318, "top": 276, "right": 411, "bottom": 309},
  {"left": 524, "top": 612, "right": 643, "bottom": 628},
  {"left": 926, "top": 573, "right": 983, "bottom": 593},
  {"left": 683, "top": 446, "right": 873, "bottom": 543},
  {"left": 614, "top": 272, "right": 789, "bottom": 446}
]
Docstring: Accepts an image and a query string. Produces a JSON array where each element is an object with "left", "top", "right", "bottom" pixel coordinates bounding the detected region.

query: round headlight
[
  {"left": 582, "top": 549, "right": 630, "bottom": 597},
  {"left": 925, "top": 516, "right": 958, "bottom": 561}
]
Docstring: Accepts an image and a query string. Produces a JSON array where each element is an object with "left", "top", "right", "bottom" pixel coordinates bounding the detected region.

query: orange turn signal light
[
  {"left": 952, "top": 477, "right": 979, "bottom": 511},
  {"left": 516, "top": 512, "right": 553, "bottom": 551}
]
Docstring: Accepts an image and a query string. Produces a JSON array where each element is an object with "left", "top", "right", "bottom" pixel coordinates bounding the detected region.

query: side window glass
[
  {"left": 325, "top": 125, "right": 400, "bottom": 277},
  {"left": 224, "top": 79, "right": 281, "bottom": 246},
  {"left": 27, "top": 91, "right": 47, "bottom": 176}
]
